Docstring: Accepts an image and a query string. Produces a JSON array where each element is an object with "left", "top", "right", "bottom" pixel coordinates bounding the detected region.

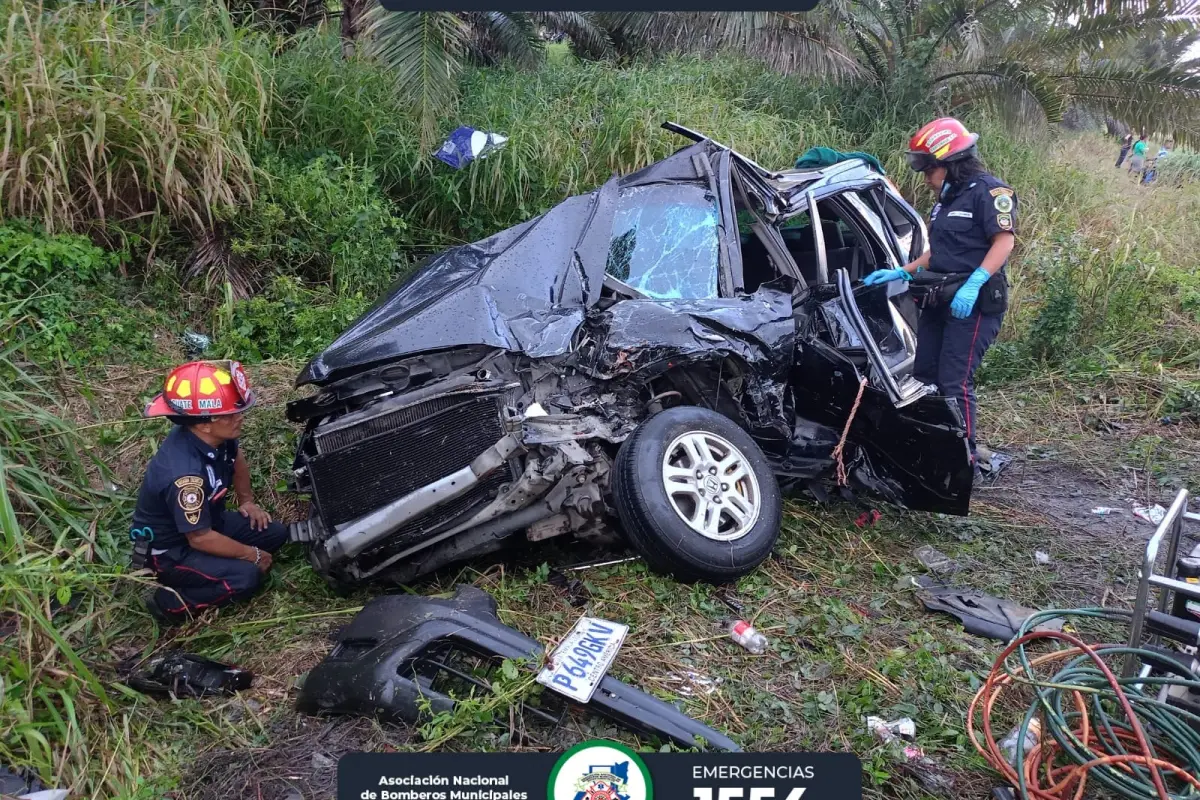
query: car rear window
[{"left": 606, "top": 184, "right": 720, "bottom": 299}]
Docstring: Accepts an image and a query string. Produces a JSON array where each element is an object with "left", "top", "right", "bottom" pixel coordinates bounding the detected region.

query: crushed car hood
[
  {"left": 296, "top": 183, "right": 617, "bottom": 386},
  {"left": 296, "top": 140, "right": 733, "bottom": 387}
]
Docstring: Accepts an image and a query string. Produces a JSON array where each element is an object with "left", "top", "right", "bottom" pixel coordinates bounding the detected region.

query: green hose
[{"left": 996, "top": 608, "right": 1200, "bottom": 800}]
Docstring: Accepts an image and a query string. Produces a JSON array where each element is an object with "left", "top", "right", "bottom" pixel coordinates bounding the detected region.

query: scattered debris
[
  {"left": 726, "top": 619, "right": 769, "bottom": 654},
  {"left": 310, "top": 752, "right": 336, "bottom": 772},
  {"left": 1133, "top": 504, "right": 1168, "bottom": 526},
  {"left": 434, "top": 126, "right": 509, "bottom": 169},
  {"left": 977, "top": 449, "right": 1013, "bottom": 479},
  {"left": 295, "top": 585, "right": 741, "bottom": 751},
  {"left": 900, "top": 745, "right": 956, "bottom": 797},
  {"left": 855, "top": 509, "right": 882, "bottom": 527},
  {"left": 662, "top": 670, "right": 723, "bottom": 697},
  {"left": 914, "top": 544, "right": 962, "bottom": 576},
  {"left": 1092, "top": 506, "right": 1122, "bottom": 516},
  {"left": 126, "top": 652, "right": 252, "bottom": 699},
  {"left": 546, "top": 568, "right": 590, "bottom": 607},
  {"left": 997, "top": 718, "right": 1042, "bottom": 767},
  {"left": 913, "top": 576, "right": 1065, "bottom": 641},
  {"left": 180, "top": 329, "right": 211, "bottom": 358},
  {"left": 865, "top": 718, "right": 954, "bottom": 797},
  {"left": 866, "top": 716, "right": 916, "bottom": 743},
  {"left": 563, "top": 555, "right": 639, "bottom": 572},
  {"left": 1035, "top": 550, "right": 1052, "bottom": 565},
  {"left": 714, "top": 587, "right": 745, "bottom": 615}
]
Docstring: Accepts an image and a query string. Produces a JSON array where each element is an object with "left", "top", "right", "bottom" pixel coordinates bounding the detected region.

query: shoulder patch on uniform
[
  {"left": 175, "top": 476, "right": 205, "bottom": 525},
  {"left": 989, "top": 187, "right": 1014, "bottom": 198},
  {"left": 994, "top": 194, "right": 1014, "bottom": 213},
  {"left": 997, "top": 213, "right": 1013, "bottom": 230}
]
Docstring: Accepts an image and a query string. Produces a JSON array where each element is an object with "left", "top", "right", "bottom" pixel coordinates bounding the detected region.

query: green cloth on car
[{"left": 795, "top": 146, "right": 886, "bottom": 175}]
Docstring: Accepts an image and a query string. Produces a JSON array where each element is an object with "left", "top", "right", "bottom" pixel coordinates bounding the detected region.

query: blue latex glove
[
  {"left": 950, "top": 267, "right": 991, "bottom": 319},
  {"left": 862, "top": 268, "right": 912, "bottom": 286}
]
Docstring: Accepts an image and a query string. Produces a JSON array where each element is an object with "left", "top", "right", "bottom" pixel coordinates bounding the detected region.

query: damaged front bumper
[{"left": 295, "top": 585, "right": 741, "bottom": 752}]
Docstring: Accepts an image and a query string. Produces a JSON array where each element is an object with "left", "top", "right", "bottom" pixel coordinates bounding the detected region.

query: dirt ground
[{"left": 160, "top": 408, "right": 1200, "bottom": 800}]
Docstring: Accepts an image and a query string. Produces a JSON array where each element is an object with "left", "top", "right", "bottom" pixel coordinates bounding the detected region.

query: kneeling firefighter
[
  {"left": 130, "top": 361, "right": 288, "bottom": 624},
  {"left": 863, "top": 117, "right": 1015, "bottom": 469}
]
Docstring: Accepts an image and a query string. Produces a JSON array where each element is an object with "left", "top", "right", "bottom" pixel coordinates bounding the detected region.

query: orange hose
[{"left": 967, "top": 630, "right": 1200, "bottom": 800}]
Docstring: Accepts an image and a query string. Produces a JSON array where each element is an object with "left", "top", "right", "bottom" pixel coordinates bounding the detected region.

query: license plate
[{"left": 536, "top": 616, "right": 629, "bottom": 704}]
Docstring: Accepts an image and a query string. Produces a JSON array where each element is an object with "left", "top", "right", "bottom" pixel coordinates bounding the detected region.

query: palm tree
[
  {"left": 597, "top": 2, "right": 1200, "bottom": 143},
  {"left": 358, "top": 8, "right": 612, "bottom": 144}
]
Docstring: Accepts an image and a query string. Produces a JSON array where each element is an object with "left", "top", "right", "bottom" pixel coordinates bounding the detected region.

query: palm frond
[
  {"left": 935, "top": 61, "right": 1070, "bottom": 123},
  {"left": 466, "top": 11, "right": 541, "bottom": 68},
  {"left": 1002, "top": 6, "right": 1200, "bottom": 60},
  {"left": 362, "top": 7, "right": 468, "bottom": 148},
  {"left": 532, "top": 11, "right": 614, "bottom": 59},
  {"left": 1060, "top": 61, "right": 1200, "bottom": 143}
]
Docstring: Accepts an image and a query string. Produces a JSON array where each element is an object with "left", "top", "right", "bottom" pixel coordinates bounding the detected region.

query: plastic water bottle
[
  {"left": 727, "top": 620, "right": 768, "bottom": 654},
  {"left": 998, "top": 718, "right": 1041, "bottom": 766}
]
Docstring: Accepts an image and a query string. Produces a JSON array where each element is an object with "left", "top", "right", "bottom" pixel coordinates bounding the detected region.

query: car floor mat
[{"left": 914, "top": 576, "right": 1064, "bottom": 641}]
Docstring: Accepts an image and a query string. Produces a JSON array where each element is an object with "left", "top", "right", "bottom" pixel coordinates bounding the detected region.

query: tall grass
[{"left": 0, "top": 0, "right": 272, "bottom": 235}]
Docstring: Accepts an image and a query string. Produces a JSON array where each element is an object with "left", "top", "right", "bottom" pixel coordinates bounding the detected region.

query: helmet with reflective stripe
[
  {"left": 906, "top": 117, "right": 979, "bottom": 172},
  {"left": 145, "top": 360, "right": 257, "bottom": 418}
]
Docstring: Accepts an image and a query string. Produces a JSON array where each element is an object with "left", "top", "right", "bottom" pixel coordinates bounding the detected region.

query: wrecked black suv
[{"left": 285, "top": 123, "right": 975, "bottom": 589}]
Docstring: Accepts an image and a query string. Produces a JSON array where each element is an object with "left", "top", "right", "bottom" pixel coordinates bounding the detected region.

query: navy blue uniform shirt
[
  {"left": 928, "top": 174, "right": 1018, "bottom": 274},
  {"left": 130, "top": 426, "right": 239, "bottom": 551}
]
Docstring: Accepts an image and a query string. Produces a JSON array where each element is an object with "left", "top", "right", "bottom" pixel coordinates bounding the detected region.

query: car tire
[{"left": 612, "top": 405, "right": 782, "bottom": 583}]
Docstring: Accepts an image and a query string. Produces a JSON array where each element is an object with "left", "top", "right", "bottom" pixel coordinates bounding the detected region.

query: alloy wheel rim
[{"left": 661, "top": 431, "right": 761, "bottom": 542}]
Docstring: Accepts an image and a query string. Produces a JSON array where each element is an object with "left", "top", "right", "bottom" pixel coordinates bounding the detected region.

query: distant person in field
[
  {"left": 1115, "top": 132, "right": 1134, "bottom": 167},
  {"left": 130, "top": 361, "right": 288, "bottom": 625},
  {"left": 1128, "top": 131, "right": 1148, "bottom": 178},
  {"left": 863, "top": 117, "right": 1015, "bottom": 478},
  {"left": 1143, "top": 138, "right": 1173, "bottom": 185}
]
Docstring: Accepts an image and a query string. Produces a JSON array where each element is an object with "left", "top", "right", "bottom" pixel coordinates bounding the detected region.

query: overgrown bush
[
  {"left": 213, "top": 276, "right": 372, "bottom": 362},
  {"left": 221, "top": 154, "right": 410, "bottom": 295},
  {"left": 0, "top": 0, "right": 272, "bottom": 235},
  {"left": 0, "top": 222, "right": 174, "bottom": 366}
]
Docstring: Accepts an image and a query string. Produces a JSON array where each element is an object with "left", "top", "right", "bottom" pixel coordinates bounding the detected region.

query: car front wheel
[{"left": 612, "top": 406, "right": 782, "bottom": 583}]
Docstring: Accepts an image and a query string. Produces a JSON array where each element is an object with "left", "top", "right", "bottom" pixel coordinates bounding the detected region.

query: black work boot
[{"left": 142, "top": 590, "right": 184, "bottom": 627}]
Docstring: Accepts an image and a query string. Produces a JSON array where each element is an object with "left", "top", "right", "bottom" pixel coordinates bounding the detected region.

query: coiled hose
[{"left": 968, "top": 608, "right": 1200, "bottom": 800}]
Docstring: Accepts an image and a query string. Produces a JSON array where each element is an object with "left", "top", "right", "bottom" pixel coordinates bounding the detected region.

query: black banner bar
[{"left": 339, "top": 749, "right": 861, "bottom": 800}]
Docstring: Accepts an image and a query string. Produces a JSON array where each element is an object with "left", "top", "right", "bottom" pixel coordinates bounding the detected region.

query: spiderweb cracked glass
[{"left": 605, "top": 185, "right": 720, "bottom": 300}]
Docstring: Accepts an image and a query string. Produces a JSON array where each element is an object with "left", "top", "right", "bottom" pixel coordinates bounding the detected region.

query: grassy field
[
  {"left": 4, "top": 135, "right": 1198, "bottom": 799},
  {"left": 4, "top": 9, "right": 1200, "bottom": 796}
]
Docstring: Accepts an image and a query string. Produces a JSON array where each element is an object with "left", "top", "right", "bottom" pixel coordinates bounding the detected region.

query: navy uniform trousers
[
  {"left": 913, "top": 303, "right": 1003, "bottom": 458},
  {"left": 148, "top": 510, "right": 287, "bottom": 619}
]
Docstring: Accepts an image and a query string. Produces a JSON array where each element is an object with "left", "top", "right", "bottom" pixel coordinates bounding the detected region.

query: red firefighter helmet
[
  {"left": 906, "top": 117, "right": 979, "bottom": 171},
  {"left": 144, "top": 360, "right": 257, "bottom": 419}
]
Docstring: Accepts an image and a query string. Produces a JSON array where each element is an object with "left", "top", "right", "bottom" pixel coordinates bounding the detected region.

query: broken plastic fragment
[
  {"left": 1133, "top": 504, "right": 1167, "bottom": 526},
  {"left": 914, "top": 544, "right": 961, "bottom": 575},
  {"left": 1092, "top": 506, "right": 1121, "bottom": 516},
  {"left": 434, "top": 126, "right": 509, "bottom": 169},
  {"left": 866, "top": 716, "right": 916, "bottom": 743},
  {"left": 1035, "top": 550, "right": 1051, "bottom": 565}
]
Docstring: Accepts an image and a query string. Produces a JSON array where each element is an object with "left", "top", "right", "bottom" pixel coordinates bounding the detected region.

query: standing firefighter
[
  {"left": 130, "top": 361, "right": 288, "bottom": 624},
  {"left": 862, "top": 118, "right": 1015, "bottom": 472}
]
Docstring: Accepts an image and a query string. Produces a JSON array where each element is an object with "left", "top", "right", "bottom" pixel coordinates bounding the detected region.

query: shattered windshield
[{"left": 605, "top": 184, "right": 720, "bottom": 299}]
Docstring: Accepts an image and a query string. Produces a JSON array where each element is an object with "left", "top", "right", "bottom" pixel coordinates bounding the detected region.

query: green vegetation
[{"left": 2, "top": 3, "right": 1200, "bottom": 798}]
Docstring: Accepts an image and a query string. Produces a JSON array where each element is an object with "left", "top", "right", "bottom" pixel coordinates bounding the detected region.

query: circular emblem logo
[
  {"left": 548, "top": 741, "right": 652, "bottom": 800},
  {"left": 994, "top": 194, "right": 1013, "bottom": 213}
]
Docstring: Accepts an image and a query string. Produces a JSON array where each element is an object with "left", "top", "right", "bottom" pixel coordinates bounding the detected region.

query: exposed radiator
[{"left": 309, "top": 393, "right": 508, "bottom": 527}]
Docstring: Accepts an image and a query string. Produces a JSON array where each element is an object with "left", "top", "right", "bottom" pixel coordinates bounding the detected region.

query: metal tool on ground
[{"left": 970, "top": 489, "right": 1200, "bottom": 800}]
